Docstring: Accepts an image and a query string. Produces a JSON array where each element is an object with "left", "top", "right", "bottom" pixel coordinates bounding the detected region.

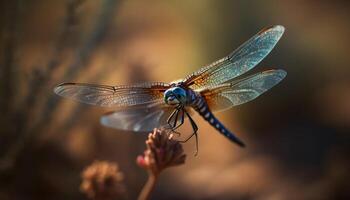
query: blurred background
[{"left": 1, "top": 0, "right": 350, "bottom": 199}]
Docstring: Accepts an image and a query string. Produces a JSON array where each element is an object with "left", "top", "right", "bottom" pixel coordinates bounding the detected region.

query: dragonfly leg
[
  {"left": 167, "top": 108, "right": 182, "bottom": 136},
  {"left": 179, "top": 110, "right": 199, "bottom": 155},
  {"left": 167, "top": 108, "right": 178, "bottom": 128},
  {"left": 173, "top": 108, "right": 185, "bottom": 130},
  {"left": 166, "top": 106, "right": 185, "bottom": 136},
  {"left": 172, "top": 108, "right": 180, "bottom": 128}
]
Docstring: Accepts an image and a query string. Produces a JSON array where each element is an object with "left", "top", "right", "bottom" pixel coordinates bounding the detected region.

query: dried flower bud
[
  {"left": 80, "top": 160, "right": 125, "bottom": 200},
  {"left": 136, "top": 128, "right": 186, "bottom": 175}
]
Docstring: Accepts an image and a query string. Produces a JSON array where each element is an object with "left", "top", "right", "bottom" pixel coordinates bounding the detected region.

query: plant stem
[{"left": 138, "top": 173, "right": 158, "bottom": 200}]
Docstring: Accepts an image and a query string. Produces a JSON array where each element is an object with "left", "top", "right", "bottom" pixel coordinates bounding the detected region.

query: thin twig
[{"left": 138, "top": 173, "right": 158, "bottom": 200}]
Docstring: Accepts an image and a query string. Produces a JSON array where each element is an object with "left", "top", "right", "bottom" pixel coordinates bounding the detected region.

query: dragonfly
[{"left": 54, "top": 25, "right": 286, "bottom": 154}]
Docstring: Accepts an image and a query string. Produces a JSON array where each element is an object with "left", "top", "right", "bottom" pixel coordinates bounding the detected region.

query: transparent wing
[
  {"left": 100, "top": 104, "right": 194, "bottom": 132},
  {"left": 100, "top": 105, "right": 174, "bottom": 132},
  {"left": 183, "top": 25, "right": 285, "bottom": 90},
  {"left": 54, "top": 82, "right": 170, "bottom": 107},
  {"left": 200, "top": 70, "right": 287, "bottom": 112}
]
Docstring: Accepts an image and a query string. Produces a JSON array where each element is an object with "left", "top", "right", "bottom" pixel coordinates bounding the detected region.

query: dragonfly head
[{"left": 164, "top": 87, "right": 187, "bottom": 106}]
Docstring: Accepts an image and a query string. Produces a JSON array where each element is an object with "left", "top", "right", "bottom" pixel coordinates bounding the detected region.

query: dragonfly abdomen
[{"left": 192, "top": 97, "right": 245, "bottom": 147}]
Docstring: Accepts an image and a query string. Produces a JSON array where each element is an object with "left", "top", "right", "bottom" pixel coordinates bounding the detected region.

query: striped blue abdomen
[{"left": 191, "top": 96, "right": 245, "bottom": 147}]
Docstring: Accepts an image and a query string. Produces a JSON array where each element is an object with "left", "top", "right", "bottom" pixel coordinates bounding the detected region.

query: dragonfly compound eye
[
  {"left": 164, "top": 89, "right": 179, "bottom": 105},
  {"left": 172, "top": 87, "right": 187, "bottom": 103}
]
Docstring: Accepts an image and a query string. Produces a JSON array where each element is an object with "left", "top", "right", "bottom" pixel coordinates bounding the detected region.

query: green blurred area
[{"left": 0, "top": 0, "right": 350, "bottom": 199}]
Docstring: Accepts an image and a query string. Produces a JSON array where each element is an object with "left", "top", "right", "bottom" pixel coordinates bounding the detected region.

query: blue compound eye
[
  {"left": 163, "top": 87, "right": 187, "bottom": 105},
  {"left": 172, "top": 87, "right": 186, "bottom": 101},
  {"left": 164, "top": 90, "right": 172, "bottom": 98},
  {"left": 164, "top": 90, "right": 173, "bottom": 102}
]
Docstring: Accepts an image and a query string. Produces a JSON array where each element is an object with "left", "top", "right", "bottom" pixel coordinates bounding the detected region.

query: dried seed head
[
  {"left": 136, "top": 128, "right": 186, "bottom": 175},
  {"left": 80, "top": 160, "right": 125, "bottom": 200}
]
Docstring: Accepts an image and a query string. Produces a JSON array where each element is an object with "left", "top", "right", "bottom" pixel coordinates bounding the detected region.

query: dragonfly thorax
[{"left": 164, "top": 87, "right": 188, "bottom": 106}]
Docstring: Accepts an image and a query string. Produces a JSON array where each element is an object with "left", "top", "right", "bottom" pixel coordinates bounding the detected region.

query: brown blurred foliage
[
  {"left": 0, "top": 0, "right": 349, "bottom": 200},
  {"left": 81, "top": 160, "right": 125, "bottom": 200}
]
